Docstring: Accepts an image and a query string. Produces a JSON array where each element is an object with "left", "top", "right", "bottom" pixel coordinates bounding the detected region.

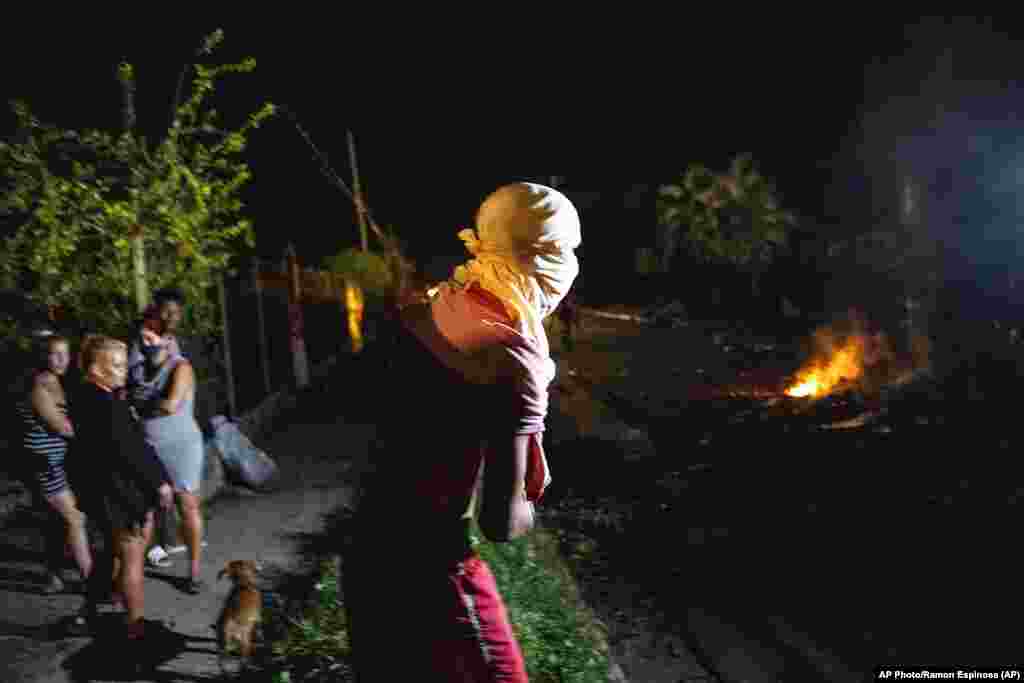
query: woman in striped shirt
[{"left": 16, "top": 332, "right": 92, "bottom": 594}]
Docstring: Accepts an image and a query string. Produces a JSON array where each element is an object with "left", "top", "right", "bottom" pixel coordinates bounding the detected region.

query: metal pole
[
  {"left": 216, "top": 273, "right": 238, "bottom": 418},
  {"left": 252, "top": 258, "right": 272, "bottom": 396}
]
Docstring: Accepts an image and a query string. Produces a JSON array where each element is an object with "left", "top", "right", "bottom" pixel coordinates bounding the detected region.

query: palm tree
[{"left": 656, "top": 154, "right": 797, "bottom": 301}]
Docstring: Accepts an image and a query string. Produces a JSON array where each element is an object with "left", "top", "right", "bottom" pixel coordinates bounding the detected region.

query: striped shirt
[{"left": 16, "top": 398, "right": 69, "bottom": 496}]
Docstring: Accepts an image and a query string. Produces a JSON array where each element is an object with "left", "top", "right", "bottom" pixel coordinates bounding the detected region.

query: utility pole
[
  {"left": 216, "top": 274, "right": 237, "bottom": 417},
  {"left": 348, "top": 130, "right": 369, "bottom": 252}
]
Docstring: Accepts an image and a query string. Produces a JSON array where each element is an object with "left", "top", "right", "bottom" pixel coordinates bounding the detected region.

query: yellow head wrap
[{"left": 452, "top": 182, "right": 581, "bottom": 341}]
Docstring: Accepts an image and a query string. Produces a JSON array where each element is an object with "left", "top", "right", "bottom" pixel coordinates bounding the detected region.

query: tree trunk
[
  {"left": 132, "top": 232, "right": 148, "bottom": 314},
  {"left": 119, "top": 66, "right": 148, "bottom": 315}
]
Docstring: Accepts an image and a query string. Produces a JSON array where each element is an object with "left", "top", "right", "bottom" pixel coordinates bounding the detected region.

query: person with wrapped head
[{"left": 345, "top": 182, "right": 581, "bottom": 682}]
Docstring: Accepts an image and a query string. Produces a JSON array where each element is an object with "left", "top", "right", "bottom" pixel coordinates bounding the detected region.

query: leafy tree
[
  {"left": 324, "top": 248, "right": 396, "bottom": 301},
  {"left": 0, "top": 30, "right": 275, "bottom": 348},
  {"left": 656, "top": 154, "right": 797, "bottom": 298}
]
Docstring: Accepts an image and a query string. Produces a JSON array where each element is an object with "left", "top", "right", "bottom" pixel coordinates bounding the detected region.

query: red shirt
[{"left": 365, "top": 282, "right": 553, "bottom": 541}]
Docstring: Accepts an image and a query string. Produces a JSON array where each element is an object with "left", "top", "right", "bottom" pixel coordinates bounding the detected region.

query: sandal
[{"left": 146, "top": 546, "right": 173, "bottom": 569}]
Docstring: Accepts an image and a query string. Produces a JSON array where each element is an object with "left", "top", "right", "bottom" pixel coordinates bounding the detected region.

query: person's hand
[
  {"left": 157, "top": 399, "right": 176, "bottom": 415},
  {"left": 158, "top": 483, "right": 174, "bottom": 509}
]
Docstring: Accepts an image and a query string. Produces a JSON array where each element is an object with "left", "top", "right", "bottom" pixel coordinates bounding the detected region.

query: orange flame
[{"left": 784, "top": 333, "right": 867, "bottom": 399}]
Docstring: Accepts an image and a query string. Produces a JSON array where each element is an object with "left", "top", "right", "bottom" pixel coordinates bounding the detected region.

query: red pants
[{"left": 347, "top": 553, "right": 528, "bottom": 682}]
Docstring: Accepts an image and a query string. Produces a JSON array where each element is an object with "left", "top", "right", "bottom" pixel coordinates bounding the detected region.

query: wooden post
[
  {"left": 285, "top": 244, "right": 310, "bottom": 388},
  {"left": 347, "top": 130, "right": 369, "bottom": 252},
  {"left": 216, "top": 273, "right": 238, "bottom": 418},
  {"left": 252, "top": 258, "right": 273, "bottom": 396}
]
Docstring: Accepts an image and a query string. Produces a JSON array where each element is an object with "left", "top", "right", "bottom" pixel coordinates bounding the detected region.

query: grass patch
[
  {"left": 471, "top": 520, "right": 611, "bottom": 683},
  {"left": 261, "top": 519, "right": 609, "bottom": 682},
  {"left": 265, "top": 557, "right": 355, "bottom": 683}
]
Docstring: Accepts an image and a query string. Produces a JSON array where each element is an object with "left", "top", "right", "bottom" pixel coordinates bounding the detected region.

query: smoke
[{"left": 845, "top": 17, "right": 1024, "bottom": 269}]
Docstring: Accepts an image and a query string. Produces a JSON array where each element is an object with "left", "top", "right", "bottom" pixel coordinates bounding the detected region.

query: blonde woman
[{"left": 67, "top": 334, "right": 173, "bottom": 639}]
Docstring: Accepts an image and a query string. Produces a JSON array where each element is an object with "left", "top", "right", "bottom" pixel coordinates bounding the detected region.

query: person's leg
[
  {"left": 433, "top": 556, "right": 528, "bottom": 682},
  {"left": 29, "top": 470, "right": 66, "bottom": 584},
  {"left": 45, "top": 490, "right": 92, "bottom": 581},
  {"left": 144, "top": 503, "right": 177, "bottom": 567},
  {"left": 37, "top": 500, "right": 66, "bottom": 584},
  {"left": 115, "top": 518, "right": 152, "bottom": 633},
  {"left": 79, "top": 507, "right": 114, "bottom": 627},
  {"left": 177, "top": 491, "right": 203, "bottom": 583},
  {"left": 156, "top": 503, "right": 177, "bottom": 547}
]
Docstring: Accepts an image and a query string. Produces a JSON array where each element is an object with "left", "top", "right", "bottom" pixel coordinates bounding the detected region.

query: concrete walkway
[{"left": 0, "top": 412, "right": 372, "bottom": 683}]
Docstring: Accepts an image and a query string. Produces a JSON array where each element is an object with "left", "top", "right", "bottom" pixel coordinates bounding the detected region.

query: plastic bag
[{"left": 210, "top": 415, "right": 280, "bottom": 489}]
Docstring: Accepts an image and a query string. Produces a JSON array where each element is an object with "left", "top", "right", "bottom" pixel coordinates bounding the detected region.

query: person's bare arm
[
  {"left": 479, "top": 434, "right": 535, "bottom": 542},
  {"left": 158, "top": 361, "right": 194, "bottom": 415},
  {"left": 30, "top": 375, "right": 73, "bottom": 437}
]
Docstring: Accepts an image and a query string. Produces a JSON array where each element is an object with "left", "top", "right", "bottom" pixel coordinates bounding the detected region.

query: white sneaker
[
  {"left": 166, "top": 541, "right": 207, "bottom": 555},
  {"left": 146, "top": 546, "right": 173, "bottom": 568}
]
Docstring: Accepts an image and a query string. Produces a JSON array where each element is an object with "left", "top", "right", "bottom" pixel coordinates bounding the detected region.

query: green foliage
[
  {"left": 0, "top": 30, "right": 275, "bottom": 346},
  {"left": 269, "top": 558, "right": 354, "bottom": 682},
  {"left": 472, "top": 523, "right": 610, "bottom": 682},
  {"left": 324, "top": 248, "right": 395, "bottom": 298},
  {"left": 656, "top": 153, "right": 797, "bottom": 272}
]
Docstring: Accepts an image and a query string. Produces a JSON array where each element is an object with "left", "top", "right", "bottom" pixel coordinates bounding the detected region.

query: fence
[{"left": 190, "top": 249, "right": 363, "bottom": 427}]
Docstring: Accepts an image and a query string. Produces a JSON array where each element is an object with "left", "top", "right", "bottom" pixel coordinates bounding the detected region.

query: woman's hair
[
  {"left": 29, "top": 331, "right": 70, "bottom": 370},
  {"left": 78, "top": 334, "right": 126, "bottom": 374},
  {"left": 153, "top": 287, "right": 186, "bottom": 308}
]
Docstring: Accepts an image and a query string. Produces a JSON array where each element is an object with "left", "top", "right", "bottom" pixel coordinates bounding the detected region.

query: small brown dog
[{"left": 215, "top": 560, "right": 263, "bottom": 670}]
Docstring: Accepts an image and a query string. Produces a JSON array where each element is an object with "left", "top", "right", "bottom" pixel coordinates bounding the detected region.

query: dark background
[{"left": 3, "top": 16, "right": 1023, "bottom": 292}]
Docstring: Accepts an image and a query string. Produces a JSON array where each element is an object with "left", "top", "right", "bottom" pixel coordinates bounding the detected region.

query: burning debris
[
  {"left": 783, "top": 309, "right": 914, "bottom": 401},
  {"left": 785, "top": 328, "right": 877, "bottom": 398},
  {"left": 685, "top": 309, "right": 938, "bottom": 432}
]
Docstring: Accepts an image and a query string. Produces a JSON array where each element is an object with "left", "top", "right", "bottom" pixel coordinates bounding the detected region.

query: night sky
[{"left": 3, "top": 17, "right": 1023, "bottom": 280}]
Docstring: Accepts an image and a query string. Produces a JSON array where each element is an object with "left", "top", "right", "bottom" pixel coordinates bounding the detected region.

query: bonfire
[
  {"left": 785, "top": 334, "right": 868, "bottom": 398},
  {"left": 783, "top": 310, "right": 900, "bottom": 400}
]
